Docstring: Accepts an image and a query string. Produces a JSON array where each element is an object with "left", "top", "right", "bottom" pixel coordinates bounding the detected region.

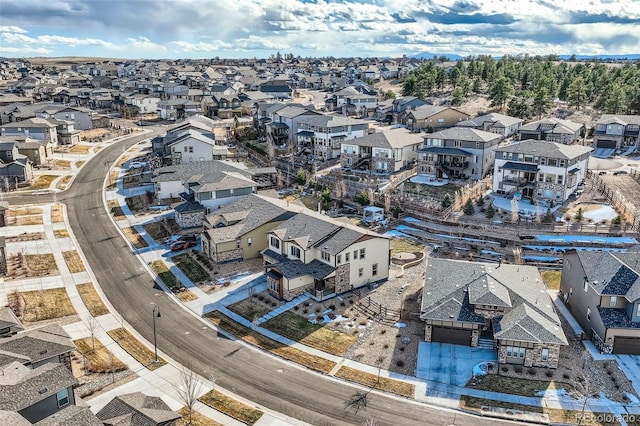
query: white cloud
[
  {"left": 170, "top": 40, "right": 233, "bottom": 52},
  {"left": 0, "top": 46, "right": 53, "bottom": 54},
  {"left": 0, "top": 25, "right": 28, "bottom": 33},
  {"left": 124, "top": 37, "right": 167, "bottom": 52}
]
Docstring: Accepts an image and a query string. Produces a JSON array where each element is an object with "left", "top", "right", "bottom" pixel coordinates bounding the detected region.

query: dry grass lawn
[
  {"left": 19, "top": 288, "right": 76, "bottom": 322},
  {"left": 176, "top": 290, "right": 198, "bottom": 302},
  {"left": 123, "top": 227, "right": 148, "bottom": 249},
  {"left": 8, "top": 207, "right": 42, "bottom": 216},
  {"left": 69, "top": 144, "right": 91, "bottom": 154},
  {"left": 25, "top": 254, "right": 57, "bottom": 272},
  {"left": 150, "top": 260, "right": 180, "bottom": 291},
  {"left": 390, "top": 238, "right": 424, "bottom": 256},
  {"left": 107, "top": 328, "right": 166, "bottom": 370},
  {"left": 15, "top": 216, "right": 44, "bottom": 225},
  {"left": 115, "top": 155, "right": 129, "bottom": 168},
  {"left": 75, "top": 161, "right": 85, "bottom": 168},
  {"left": 142, "top": 221, "right": 171, "bottom": 241},
  {"left": 459, "top": 396, "right": 617, "bottom": 426},
  {"left": 206, "top": 312, "right": 336, "bottom": 373},
  {"left": 468, "top": 374, "right": 576, "bottom": 397},
  {"left": 74, "top": 337, "right": 127, "bottom": 373},
  {"left": 54, "top": 229, "right": 69, "bottom": 238},
  {"left": 63, "top": 250, "right": 85, "bottom": 273},
  {"left": 55, "top": 175, "right": 73, "bottom": 190},
  {"left": 262, "top": 311, "right": 357, "bottom": 356},
  {"left": 30, "top": 175, "right": 58, "bottom": 190},
  {"left": 541, "top": 270, "right": 562, "bottom": 290},
  {"left": 50, "top": 204, "right": 65, "bottom": 222},
  {"left": 56, "top": 159, "right": 71, "bottom": 169},
  {"left": 198, "top": 390, "right": 263, "bottom": 425},
  {"left": 177, "top": 408, "right": 223, "bottom": 426},
  {"left": 77, "top": 283, "right": 109, "bottom": 317},
  {"left": 335, "top": 366, "right": 415, "bottom": 398},
  {"left": 227, "top": 299, "right": 272, "bottom": 321},
  {"left": 107, "top": 199, "right": 126, "bottom": 220}
]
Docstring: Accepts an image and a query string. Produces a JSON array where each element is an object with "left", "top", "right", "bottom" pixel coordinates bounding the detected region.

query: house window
[
  {"left": 359, "top": 248, "right": 366, "bottom": 259},
  {"left": 358, "top": 268, "right": 363, "bottom": 277},
  {"left": 538, "top": 174, "right": 544, "bottom": 182},
  {"left": 353, "top": 250, "right": 358, "bottom": 260},
  {"left": 321, "top": 251, "right": 330, "bottom": 262},
  {"left": 189, "top": 146, "right": 194, "bottom": 153},
  {"left": 541, "top": 348, "right": 549, "bottom": 361},
  {"left": 184, "top": 146, "right": 188, "bottom": 152},
  {"left": 270, "top": 236, "right": 280, "bottom": 249},
  {"left": 437, "top": 118, "right": 445, "bottom": 123},
  {"left": 236, "top": 239, "right": 241, "bottom": 249},
  {"left": 506, "top": 346, "right": 525, "bottom": 358},
  {"left": 636, "top": 304, "right": 640, "bottom": 317},
  {"left": 291, "top": 246, "right": 301, "bottom": 259},
  {"left": 337, "top": 254, "right": 342, "bottom": 265},
  {"left": 557, "top": 175, "right": 563, "bottom": 185},
  {"left": 345, "top": 252, "right": 350, "bottom": 262},
  {"left": 57, "top": 388, "right": 70, "bottom": 408},
  {"left": 610, "top": 296, "right": 617, "bottom": 307},
  {"left": 247, "top": 237, "right": 252, "bottom": 247},
  {"left": 587, "top": 307, "right": 591, "bottom": 321},
  {"left": 372, "top": 263, "right": 378, "bottom": 276}
]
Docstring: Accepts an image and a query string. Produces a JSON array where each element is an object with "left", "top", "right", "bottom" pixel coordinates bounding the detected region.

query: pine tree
[
  {"left": 567, "top": 76, "right": 588, "bottom": 110},
  {"left": 489, "top": 76, "right": 514, "bottom": 109},
  {"left": 485, "top": 204, "right": 495, "bottom": 219},
  {"left": 451, "top": 87, "right": 465, "bottom": 106},
  {"left": 532, "top": 86, "right": 552, "bottom": 118},
  {"left": 463, "top": 198, "right": 475, "bottom": 216},
  {"left": 441, "top": 193, "right": 452, "bottom": 209}
]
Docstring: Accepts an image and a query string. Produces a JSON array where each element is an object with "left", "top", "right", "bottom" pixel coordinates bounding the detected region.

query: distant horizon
[{"left": 1, "top": 0, "right": 639, "bottom": 59}]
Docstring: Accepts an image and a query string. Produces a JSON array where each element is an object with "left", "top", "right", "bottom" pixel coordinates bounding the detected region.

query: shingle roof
[
  {"left": 424, "top": 126, "right": 501, "bottom": 143},
  {"left": 0, "top": 410, "right": 31, "bottom": 425},
  {"left": 0, "top": 323, "right": 75, "bottom": 367},
  {"left": 271, "top": 258, "right": 335, "bottom": 280},
  {"left": 518, "top": 117, "right": 584, "bottom": 134},
  {"left": 96, "top": 392, "right": 180, "bottom": 426},
  {"left": 0, "top": 362, "right": 77, "bottom": 411},
  {"left": 35, "top": 405, "right": 103, "bottom": 426},
  {"left": 498, "top": 139, "right": 592, "bottom": 159},
  {"left": 152, "top": 160, "right": 252, "bottom": 183},
  {"left": 596, "top": 114, "right": 640, "bottom": 126},
  {"left": 494, "top": 304, "right": 568, "bottom": 344},
  {"left": 577, "top": 251, "right": 640, "bottom": 300},
  {"left": 421, "top": 258, "right": 566, "bottom": 345},
  {"left": 297, "top": 115, "right": 366, "bottom": 128},
  {"left": 458, "top": 112, "right": 523, "bottom": 129},
  {"left": 406, "top": 105, "right": 449, "bottom": 120},
  {"left": 0, "top": 307, "right": 23, "bottom": 333},
  {"left": 345, "top": 128, "right": 423, "bottom": 150}
]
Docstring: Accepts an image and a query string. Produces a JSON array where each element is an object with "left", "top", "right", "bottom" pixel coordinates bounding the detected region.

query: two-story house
[
  {"left": 404, "top": 105, "right": 470, "bottom": 132},
  {"left": 560, "top": 250, "right": 640, "bottom": 354},
  {"left": 201, "top": 194, "right": 296, "bottom": 263},
  {"left": 378, "top": 96, "right": 431, "bottom": 124},
  {"left": 265, "top": 105, "right": 320, "bottom": 156},
  {"left": 168, "top": 130, "right": 232, "bottom": 164},
  {"left": 296, "top": 115, "right": 369, "bottom": 160},
  {"left": 517, "top": 117, "right": 585, "bottom": 145},
  {"left": 96, "top": 392, "right": 180, "bottom": 425},
  {"left": 418, "top": 127, "right": 501, "bottom": 181},
  {"left": 343, "top": 93, "right": 378, "bottom": 118},
  {"left": 340, "top": 126, "right": 422, "bottom": 174},
  {"left": 593, "top": 114, "right": 640, "bottom": 153},
  {"left": 492, "top": 140, "right": 592, "bottom": 206},
  {"left": 457, "top": 112, "right": 523, "bottom": 138},
  {"left": 259, "top": 80, "right": 292, "bottom": 99},
  {"left": 421, "top": 258, "right": 568, "bottom": 368},
  {"left": 0, "top": 140, "right": 34, "bottom": 183},
  {"left": 1, "top": 117, "right": 59, "bottom": 147},
  {"left": 263, "top": 212, "right": 390, "bottom": 301}
]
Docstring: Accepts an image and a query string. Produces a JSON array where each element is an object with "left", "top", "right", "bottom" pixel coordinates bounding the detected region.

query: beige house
[
  {"left": 201, "top": 194, "right": 295, "bottom": 263},
  {"left": 404, "top": 105, "right": 470, "bottom": 132},
  {"left": 263, "top": 211, "right": 390, "bottom": 301}
]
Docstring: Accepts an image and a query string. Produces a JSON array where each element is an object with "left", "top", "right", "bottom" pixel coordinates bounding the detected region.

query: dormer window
[{"left": 270, "top": 236, "right": 280, "bottom": 249}]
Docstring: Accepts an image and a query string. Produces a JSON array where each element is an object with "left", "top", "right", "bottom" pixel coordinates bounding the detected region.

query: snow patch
[
  {"left": 394, "top": 322, "right": 407, "bottom": 328},
  {"left": 534, "top": 388, "right": 574, "bottom": 399},
  {"left": 472, "top": 362, "right": 493, "bottom": 378}
]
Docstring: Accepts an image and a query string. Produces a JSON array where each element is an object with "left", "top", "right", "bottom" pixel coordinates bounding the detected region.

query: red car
[{"left": 170, "top": 240, "right": 196, "bottom": 251}]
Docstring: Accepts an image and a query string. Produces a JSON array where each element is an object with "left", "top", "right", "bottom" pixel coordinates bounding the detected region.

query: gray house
[
  {"left": 421, "top": 258, "right": 568, "bottom": 368},
  {"left": 560, "top": 250, "right": 640, "bottom": 354},
  {"left": 96, "top": 392, "right": 180, "bottom": 426},
  {"left": 0, "top": 323, "right": 75, "bottom": 370}
]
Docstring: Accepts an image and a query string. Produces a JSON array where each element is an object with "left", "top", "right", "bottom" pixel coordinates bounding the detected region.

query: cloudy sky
[{"left": 1, "top": 0, "right": 639, "bottom": 59}]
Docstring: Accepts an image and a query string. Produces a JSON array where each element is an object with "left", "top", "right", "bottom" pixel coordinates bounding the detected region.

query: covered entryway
[
  {"left": 431, "top": 326, "right": 472, "bottom": 346},
  {"left": 612, "top": 336, "right": 640, "bottom": 354}
]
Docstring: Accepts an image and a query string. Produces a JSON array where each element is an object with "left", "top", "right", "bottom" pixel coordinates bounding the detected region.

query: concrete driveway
[
  {"left": 416, "top": 342, "right": 497, "bottom": 386},
  {"left": 613, "top": 354, "right": 640, "bottom": 396}
]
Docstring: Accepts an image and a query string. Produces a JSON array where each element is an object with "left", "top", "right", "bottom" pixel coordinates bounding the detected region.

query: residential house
[
  {"left": 96, "top": 392, "right": 180, "bottom": 426},
  {"left": 560, "top": 250, "right": 640, "bottom": 354},
  {"left": 14, "top": 137, "right": 48, "bottom": 166},
  {"left": 0, "top": 141, "right": 34, "bottom": 184},
  {"left": 168, "top": 130, "right": 233, "bottom": 164},
  {"left": 492, "top": 140, "right": 592, "bottom": 206},
  {"left": 153, "top": 115, "right": 218, "bottom": 159},
  {"left": 263, "top": 211, "right": 390, "bottom": 301},
  {"left": 296, "top": 115, "right": 369, "bottom": 160},
  {"left": 517, "top": 117, "right": 585, "bottom": 145},
  {"left": 1, "top": 117, "right": 59, "bottom": 146},
  {"left": 457, "top": 112, "right": 523, "bottom": 138},
  {"left": 418, "top": 127, "right": 502, "bottom": 181},
  {"left": 265, "top": 105, "right": 320, "bottom": 156},
  {"left": 124, "top": 93, "right": 160, "bottom": 116},
  {"left": 201, "top": 194, "right": 296, "bottom": 263},
  {"left": 326, "top": 86, "right": 360, "bottom": 112},
  {"left": 259, "top": 80, "right": 292, "bottom": 99},
  {"left": 55, "top": 120, "right": 81, "bottom": 146},
  {"left": 157, "top": 99, "right": 201, "bottom": 121},
  {"left": 0, "top": 323, "right": 75, "bottom": 370},
  {"left": 404, "top": 105, "right": 470, "bottom": 132},
  {"left": 343, "top": 93, "right": 378, "bottom": 118},
  {"left": 0, "top": 307, "right": 23, "bottom": 337},
  {"left": 421, "top": 257, "right": 568, "bottom": 368},
  {"left": 340, "top": 126, "right": 422, "bottom": 173},
  {"left": 378, "top": 96, "right": 431, "bottom": 124},
  {"left": 38, "top": 105, "right": 93, "bottom": 130},
  {"left": 592, "top": 114, "right": 640, "bottom": 152}
]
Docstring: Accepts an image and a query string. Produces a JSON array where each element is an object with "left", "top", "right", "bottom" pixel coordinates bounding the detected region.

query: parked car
[
  {"left": 613, "top": 170, "right": 628, "bottom": 175},
  {"left": 598, "top": 171, "right": 607, "bottom": 175},
  {"left": 164, "top": 234, "right": 198, "bottom": 245},
  {"left": 170, "top": 240, "right": 196, "bottom": 251},
  {"left": 129, "top": 161, "right": 147, "bottom": 169}
]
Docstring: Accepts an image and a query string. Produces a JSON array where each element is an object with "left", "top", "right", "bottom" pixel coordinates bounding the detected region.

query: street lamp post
[{"left": 152, "top": 306, "right": 161, "bottom": 363}]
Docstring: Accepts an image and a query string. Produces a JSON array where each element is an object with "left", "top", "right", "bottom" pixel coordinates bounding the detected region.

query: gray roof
[
  {"left": 297, "top": 114, "right": 366, "bottom": 128},
  {"left": 204, "top": 194, "right": 294, "bottom": 242},
  {"left": 596, "top": 114, "right": 640, "bottom": 126},
  {"left": 406, "top": 105, "right": 449, "bottom": 120},
  {"left": 0, "top": 362, "right": 77, "bottom": 411},
  {"left": 96, "top": 392, "right": 180, "bottom": 426},
  {"left": 458, "top": 112, "right": 523, "bottom": 129},
  {"left": 192, "top": 172, "right": 256, "bottom": 193},
  {"left": 494, "top": 304, "right": 568, "bottom": 345},
  {"left": 577, "top": 251, "right": 640, "bottom": 300},
  {"left": 0, "top": 323, "right": 75, "bottom": 367},
  {"left": 35, "top": 405, "right": 103, "bottom": 426},
  {"left": 421, "top": 257, "right": 567, "bottom": 345},
  {"left": 419, "top": 146, "right": 471, "bottom": 156},
  {"left": 345, "top": 128, "right": 423, "bottom": 150},
  {"left": 424, "top": 126, "right": 501, "bottom": 143},
  {"left": 0, "top": 410, "right": 31, "bottom": 425},
  {"left": 152, "top": 160, "right": 252, "bottom": 183},
  {"left": 0, "top": 307, "right": 23, "bottom": 332},
  {"left": 498, "top": 139, "right": 592, "bottom": 159},
  {"left": 270, "top": 258, "right": 335, "bottom": 280},
  {"left": 518, "top": 117, "right": 584, "bottom": 134}
]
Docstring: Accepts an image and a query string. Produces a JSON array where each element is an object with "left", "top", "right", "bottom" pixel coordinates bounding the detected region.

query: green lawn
[
  {"left": 172, "top": 253, "right": 210, "bottom": 283},
  {"left": 541, "top": 270, "right": 562, "bottom": 290},
  {"left": 150, "top": 260, "right": 180, "bottom": 290}
]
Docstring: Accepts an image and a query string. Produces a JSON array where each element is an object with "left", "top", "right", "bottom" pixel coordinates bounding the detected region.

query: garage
[
  {"left": 612, "top": 336, "right": 640, "bottom": 354},
  {"left": 595, "top": 139, "right": 617, "bottom": 149},
  {"left": 431, "top": 326, "right": 472, "bottom": 346}
]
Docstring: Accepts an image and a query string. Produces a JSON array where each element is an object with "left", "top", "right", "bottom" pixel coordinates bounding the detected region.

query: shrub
[
  {"left": 383, "top": 344, "right": 389, "bottom": 349},
  {"left": 370, "top": 341, "right": 375, "bottom": 346},
  {"left": 315, "top": 307, "right": 321, "bottom": 313},
  {"left": 258, "top": 295, "right": 264, "bottom": 301},
  {"left": 545, "top": 370, "right": 554, "bottom": 378},
  {"left": 302, "top": 308, "right": 308, "bottom": 314},
  {"left": 359, "top": 320, "right": 367, "bottom": 326},
  {"left": 563, "top": 373, "right": 570, "bottom": 379},
  {"left": 396, "top": 360, "right": 405, "bottom": 367},
  {"left": 377, "top": 356, "right": 385, "bottom": 363},
  {"left": 514, "top": 366, "right": 523, "bottom": 373},
  {"left": 527, "top": 368, "right": 536, "bottom": 375},
  {"left": 328, "top": 304, "right": 336, "bottom": 311},
  {"left": 501, "top": 365, "right": 509, "bottom": 373},
  {"left": 380, "top": 329, "right": 387, "bottom": 335},
  {"left": 399, "top": 347, "right": 405, "bottom": 352},
  {"left": 293, "top": 305, "right": 299, "bottom": 311},
  {"left": 271, "top": 301, "right": 277, "bottom": 307},
  {"left": 349, "top": 299, "right": 354, "bottom": 305},
  {"left": 340, "top": 301, "right": 346, "bottom": 307},
  {"left": 328, "top": 313, "right": 336, "bottom": 320}
]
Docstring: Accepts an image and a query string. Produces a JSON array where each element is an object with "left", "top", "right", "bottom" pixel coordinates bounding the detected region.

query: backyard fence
[{"left": 588, "top": 171, "right": 640, "bottom": 232}]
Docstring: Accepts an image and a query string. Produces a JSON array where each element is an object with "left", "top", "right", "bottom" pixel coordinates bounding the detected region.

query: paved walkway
[{"left": 6, "top": 133, "right": 640, "bottom": 424}]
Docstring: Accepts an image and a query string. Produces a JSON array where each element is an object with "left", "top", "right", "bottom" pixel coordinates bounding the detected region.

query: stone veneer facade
[
  {"left": 213, "top": 248, "right": 243, "bottom": 263},
  {"left": 282, "top": 282, "right": 313, "bottom": 301},
  {"left": 497, "top": 343, "right": 560, "bottom": 368},
  {"left": 176, "top": 210, "right": 205, "bottom": 229},
  {"left": 334, "top": 264, "right": 351, "bottom": 294}
]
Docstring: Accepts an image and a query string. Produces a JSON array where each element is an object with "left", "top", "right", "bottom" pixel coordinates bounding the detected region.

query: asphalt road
[{"left": 9, "top": 131, "right": 520, "bottom": 426}]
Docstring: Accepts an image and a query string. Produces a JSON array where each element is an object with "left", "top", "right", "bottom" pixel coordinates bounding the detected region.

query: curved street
[{"left": 9, "top": 131, "right": 518, "bottom": 425}]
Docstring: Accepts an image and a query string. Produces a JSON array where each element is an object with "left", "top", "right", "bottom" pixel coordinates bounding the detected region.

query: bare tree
[
  {"left": 345, "top": 391, "right": 369, "bottom": 414},
  {"left": 576, "top": 357, "right": 601, "bottom": 426},
  {"left": 174, "top": 365, "right": 204, "bottom": 425},
  {"left": 362, "top": 416, "right": 379, "bottom": 426},
  {"left": 85, "top": 316, "right": 99, "bottom": 351}
]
